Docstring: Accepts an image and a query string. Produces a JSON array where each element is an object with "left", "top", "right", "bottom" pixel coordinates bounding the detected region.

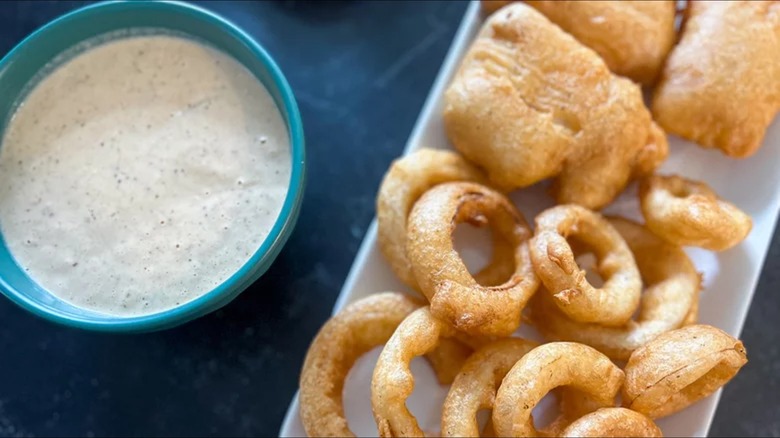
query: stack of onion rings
[
  {"left": 301, "top": 136, "right": 754, "bottom": 436},
  {"left": 441, "top": 338, "right": 538, "bottom": 437},
  {"left": 639, "top": 174, "right": 752, "bottom": 251},
  {"left": 623, "top": 324, "right": 748, "bottom": 419},
  {"left": 299, "top": 293, "right": 471, "bottom": 437},
  {"left": 407, "top": 182, "right": 539, "bottom": 336},
  {"left": 371, "top": 306, "right": 456, "bottom": 437},
  {"left": 530, "top": 217, "right": 700, "bottom": 360},
  {"left": 530, "top": 205, "right": 641, "bottom": 326}
]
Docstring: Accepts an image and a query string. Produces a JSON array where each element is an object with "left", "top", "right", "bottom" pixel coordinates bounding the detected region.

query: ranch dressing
[{"left": 0, "top": 35, "right": 291, "bottom": 316}]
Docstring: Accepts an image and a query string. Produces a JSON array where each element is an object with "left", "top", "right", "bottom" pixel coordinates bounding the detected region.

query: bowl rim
[{"left": 0, "top": 0, "right": 306, "bottom": 332}]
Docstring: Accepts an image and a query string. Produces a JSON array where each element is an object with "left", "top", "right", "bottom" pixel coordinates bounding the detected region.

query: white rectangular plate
[{"left": 281, "top": 2, "right": 780, "bottom": 436}]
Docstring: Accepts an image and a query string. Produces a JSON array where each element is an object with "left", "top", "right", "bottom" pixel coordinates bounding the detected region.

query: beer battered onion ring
[
  {"left": 639, "top": 174, "right": 752, "bottom": 251},
  {"left": 300, "top": 293, "right": 471, "bottom": 437},
  {"left": 493, "top": 342, "right": 624, "bottom": 437},
  {"left": 560, "top": 408, "right": 662, "bottom": 437},
  {"left": 530, "top": 217, "right": 700, "bottom": 360},
  {"left": 425, "top": 338, "right": 474, "bottom": 385},
  {"left": 623, "top": 324, "right": 748, "bottom": 419},
  {"left": 441, "top": 338, "right": 590, "bottom": 437},
  {"left": 530, "top": 205, "right": 641, "bottom": 326},
  {"left": 406, "top": 182, "right": 539, "bottom": 336},
  {"left": 441, "top": 338, "right": 538, "bottom": 437},
  {"left": 371, "top": 307, "right": 456, "bottom": 437},
  {"left": 378, "top": 149, "right": 517, "bottom": 292}
]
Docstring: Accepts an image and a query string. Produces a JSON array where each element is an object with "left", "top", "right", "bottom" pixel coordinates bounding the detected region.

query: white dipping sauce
[{"left": 0, "top": 35, "right": 291, "bottom": 316}]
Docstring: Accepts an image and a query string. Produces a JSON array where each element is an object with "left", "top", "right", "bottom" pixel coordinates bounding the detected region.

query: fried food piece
[
  {"left": 633, "top": 121, "right": 671, "bottom": 178},
  {"left": 377, "top": 149, "right": 496, "bottom": 291},
  {"left": 561, "top": 408, "right": 663, "bottom": 437},
  {"left": 371, "top": 307, "right": 456, "bottom": 437},
  {"left": 639, "top": 174, "right": 753, "bottom": 251},
  {"left": 441, "top": 338, "right": 538, "bottom": 437},
  {"left": 622, "top": 324, "right": 748, "bottom": 419},
  {"left": 444, "top": 3, "right": 666, "bottom": 209},
  {"left": 530, "top": 217, "right": 700, "bottom": 361},
  {"left": 530, "top": 205, "right": 641, "bottom": 327},
  {"left": 481, "top": 0, "right": 511, "bottom": 14},
  {"left": 442, "top": 338, "right": 591, "bottom": 437},
  {"left": 299, "top": 293, "right": 471, "bottom": 437},
  {"left": 527, "top": 1, "right": 677, "bottom": 85},
  {"left": 425, "top": 338, "right": 474, "bottom": 385},
  {"left": 652, "top": 1, "right": 780, "bottom": 158},
  {"left": 407, "top": 182, "right": 539, "bottom": 336},
  {"left": 492, "top": 342, "right": 624, "bottom": 437}
]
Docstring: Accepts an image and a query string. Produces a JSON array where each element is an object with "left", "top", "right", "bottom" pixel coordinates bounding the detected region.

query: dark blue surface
[{"left": 0, "top": 1, "right": 777, "bottom": 436}]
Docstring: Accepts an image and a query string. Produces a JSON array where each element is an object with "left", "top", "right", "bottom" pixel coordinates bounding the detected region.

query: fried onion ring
[
  {"left": 639, "top": 174, "right": 752, "bottom": 251},
  {"left": 300, "top": 293, "right": 470, "bottom": 437},
  {"left": 406, "top": 182, "right": 539, "bottom": 336},
  {"left": 441, "top": 338, "right": 538, "bottom": 437},
  {"left": 530, "top": 217, "right": 700, "bottom": 360},
  {"left": 425, "top": 338, "right": 474, "bottom": 386},
  {"left": 493, "top": 342, "right": 624, "bottom": 437},
  {"left": 371, "top": 307, "right": 456, "bottom": 437},
  {"left": 530, "top": 205, "right": 641, "bottom": 326},
  {"left": 560, "top": 408, "right": 663, "bottom": 437},
  {"left": 632, "top": 122, "right": 670, "bottom": 178},
  {"left": 623, "top": 324, "right": 748, "bottom": 419},
  {"left": 377, "top": 148, "right": 498, "bottom": 291}
]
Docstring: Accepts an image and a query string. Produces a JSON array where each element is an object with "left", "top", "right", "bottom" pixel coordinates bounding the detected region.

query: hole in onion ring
[
  {"left": 407, "top": 356, "right": 451, "bottom": 434},
  {"left": 532, "top": 390, "right": 562, "bottom": 432},
  {"left": 476, "top": 409, "right": 492, "bottom": 435},
  {"left": 453, "top": 220, "right": 516, "bottom": 287},
  {"left": 453, "top": 222, "right": 494, "bottom": 280},
  {"left": 344, "top": 347, "right": 386, "bottom": 436},
  {"left": 344, "top": 348, "right": 450, "bottom": 436},
  {"left": 569, "top": 236, "right": 605, "bottom": 288},
  {"left": 668, "top": 182, "right": 694, "bottom": 198}
]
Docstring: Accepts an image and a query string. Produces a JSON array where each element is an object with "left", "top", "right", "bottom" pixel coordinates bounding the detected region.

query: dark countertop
[{"left": 0, "top": 1, "right": 776, "bottom": 437}]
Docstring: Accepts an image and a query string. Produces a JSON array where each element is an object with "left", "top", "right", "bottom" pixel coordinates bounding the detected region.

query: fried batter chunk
[
  {"left": 526, "top": 1, "right": 677, "bottom": 85},
  {"left": 445, "top": 3, "right": 666, "bottom": 209},
  {"left": 652, "top": 1, "right": 780, "bottom": 158}
]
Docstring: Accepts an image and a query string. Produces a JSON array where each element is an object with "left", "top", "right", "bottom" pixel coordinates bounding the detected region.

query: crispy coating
[
  {"left": 299, "top": 293, "right": 471, "bottom": 437},
  {"left": 633, "top": 121, "right": 671, "bottom": 178},
  {"left": 481, "top": 0, "right": 512, "bottom": 14},
  {"left": 530, "top": 217, "right": 700, "bottom": 360},
  {"left": 561, "top": 408, "right": 663, "bottom": 437},
  {"left": 441, "top": 338, "right": 538, "bottom": 437},
  {"left": 527, "top": 1, "right": 677, "bottom": 85},
  {"left": 425, "top": 338, "right": 474, "bottom": 386},
  {"left": 300, "top": 293, "right": 420, "bottom": 437},
  {"left": 622, "top": 324, "right": 748, "bottom": 419},
  {"left": 530, "top": 205, "right": 641, "bottom": 327},
  {"left": 377, "top": 149, "right": 491, "bottom": 291},
  {"left": 492, "top": 342, "right": 624, "bottom": 437},
  {"left": 639, "top": 174, "right": 753, "bottom": 251},
  {"left": 652, "top": 1, "right": 780, "bottom": 158},
  {"left": 444, "top": 3, "right": 665, "bottom": 209},
  {"left": 407, "top": 182, "right": 539, "bottom": 336},
  {"left": 371, "top": 307, "right": 456, "bottom": 437}
]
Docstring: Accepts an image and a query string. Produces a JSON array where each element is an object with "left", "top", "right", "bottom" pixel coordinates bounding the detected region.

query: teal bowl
[{"left": 0, "top": 1, "right": 305, "bottom": 332}]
